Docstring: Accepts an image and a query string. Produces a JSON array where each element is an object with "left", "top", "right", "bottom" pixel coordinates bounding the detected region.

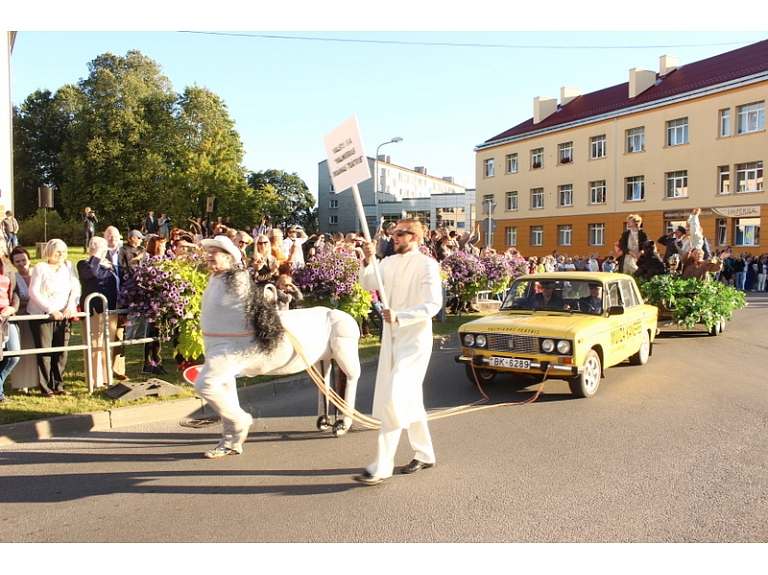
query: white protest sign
[{"left": 323, "top": 115, "right": 371, "bottom": 194}]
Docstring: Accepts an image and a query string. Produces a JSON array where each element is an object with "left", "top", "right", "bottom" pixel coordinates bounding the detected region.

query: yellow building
[{"left": 474, "top": 40, "right": 767, "bottom": 258}]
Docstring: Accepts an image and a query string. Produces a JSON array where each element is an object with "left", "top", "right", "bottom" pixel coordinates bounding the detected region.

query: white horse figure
[{"left": 187, "top": 303, "right": 362, "bottom": 435}]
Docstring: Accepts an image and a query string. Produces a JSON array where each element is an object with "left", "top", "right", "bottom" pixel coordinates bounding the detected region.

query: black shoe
[
  {"left": 400, "top": 459, "right": 435, "bottom": 474},
  {"left": 353, "top": 471, "right": 387, "bottom": 486},
  {"left": 152, "top": 365, "right": 168, "bottom": 375},
  {"left": 142, "top": 363, "right": 154, "bottom": 374}
]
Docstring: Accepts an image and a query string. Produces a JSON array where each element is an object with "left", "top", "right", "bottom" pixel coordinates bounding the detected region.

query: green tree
[
  {"left": 12, "top": 89, "right": 76, "bottom": 219},
  {"left": 246, "top": 169, "right": 315, "bottom": 231},
  {"left": 59, "top": 50, "right": 178, "bottom": 231},
  {"left": 171, "top": 85, "right": 250, "bottom": 223}
]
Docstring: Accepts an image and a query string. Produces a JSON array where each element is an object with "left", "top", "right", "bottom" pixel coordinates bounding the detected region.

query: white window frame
[
  {"left": 737, "top": 102, "right": 765, "bottom": 134},
  {"left": 329, "top": 215, "right": 338, "bottom": 225},
  {"left": 666, "top": 118, "right": 689, "bottom": 146},
  {"left": 558, "top": 224, "right": 572, "bottom": 246},
  {"left": 716, "top": 218, "right": 728, "bottom": 246},
  {"left": 558, "top": 142, "right": 573, "bottom": 164},
  {"left": 589, "top": 180, "right": 606, "bottom": 204},
  {"left": 329, "top": 199, "right": 338, "bottom": 209},
  {"left": 531, "top": 226, "right": 543, "bottom": 247},
  {"left": 484, "top": 158, "right": 495, "bottom": 178},
  {"left": 735, "top": 161, "right": 763, "bottom": 193},
  {"left": 719, "top": 108, "right": 731, "bottom": 137},
  {"left": 590, "top": 135, "right": 606, "bottom": 159},
  {"left": 505, "top": 153, "right": 518, "bottom": 174},
  {"left": 626, "top": 176, "right": 645, "bottom": 202},
  {"left": 589, "top": 224, "right": 605, "bottom": 246},
  {"left": 505, "top": 190, "right": 518, "bottom": 211},
  {"left": 531, "top": 188, "right": 544, "bottom": 209},
  {"left": 531, "top": 148, "right": 544, "bottom": 170},
  {"left": 735, "top": 218, "right": 760, "bottom": 246},
  {"left": 666, "top": 170, "right": 688, "bottom": 198},
  {"left": 626, "top": 127, "right": 645, "bottom": 153},
  {"left": 505, "top": 226, "right": 517, "bottom": 247},
  {"left": 558, "top": 184, "right": 573, "bottom": 207},
  {"left": 718, "top": 166, "right": 730, "bottom": 195}
]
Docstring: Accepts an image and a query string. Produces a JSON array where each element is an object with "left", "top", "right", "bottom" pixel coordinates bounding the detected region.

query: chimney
[
  {"left": 533, "top": 96, "right": 558, "bottom": 124},
  {"left": 628, "top": 68, "right": 656, "bottom": 99},
  {"left": 560, "top": 87, "right": 581, "bottom": 107},
  {"left": 415, "top": 167, "right": 427, "bottom": 175},
  {"left": 659, "top": 55, "right": 678, "bottom": 76},
  {"left": 442, "top": 176, "right": 454, "bottom": 184}
]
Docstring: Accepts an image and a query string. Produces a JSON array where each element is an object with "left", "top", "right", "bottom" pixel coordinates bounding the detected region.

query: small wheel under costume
[
  {"left": 332, "top": 420, "right": 349, "bottom": 437},
  {"left": 317, "top": 415, "right": 331, "bottom": 431}
]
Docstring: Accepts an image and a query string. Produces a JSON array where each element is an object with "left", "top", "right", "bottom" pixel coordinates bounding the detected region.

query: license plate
[{"left": 488, "top": 357, "right": 531, "bottom": 369}]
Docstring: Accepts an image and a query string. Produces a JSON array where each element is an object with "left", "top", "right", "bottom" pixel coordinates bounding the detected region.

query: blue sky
[{"left": 8, "top": 6, "right": 767, "bottom": 202}]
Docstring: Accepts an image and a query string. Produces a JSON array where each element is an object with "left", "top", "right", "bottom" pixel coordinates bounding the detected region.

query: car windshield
[{"left": 500, "top": 278, "right": 606, "bottom": 315}]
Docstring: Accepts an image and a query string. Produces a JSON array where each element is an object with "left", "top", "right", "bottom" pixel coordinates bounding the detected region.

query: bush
[{"left": 18, "top": 209, "right": 84, "bottom": 248}]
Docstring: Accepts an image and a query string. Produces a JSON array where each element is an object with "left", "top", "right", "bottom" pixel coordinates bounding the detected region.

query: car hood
[{"left": 459, "top": 311, "right": 604, "bottom": 335}]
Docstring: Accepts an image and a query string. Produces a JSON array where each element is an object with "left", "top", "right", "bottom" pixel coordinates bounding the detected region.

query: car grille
[{"left": 485, "top": 334, "right": 539, "bottom": 354}]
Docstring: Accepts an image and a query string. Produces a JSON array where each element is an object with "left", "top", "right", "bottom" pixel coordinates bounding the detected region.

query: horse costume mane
[{"left": 222, "top": 268, "right": 284, "bottom": 355}]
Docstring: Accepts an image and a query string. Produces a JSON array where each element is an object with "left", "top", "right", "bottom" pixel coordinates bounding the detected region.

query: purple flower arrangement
[
  {"left": 441, "top": 250, "right": 486, "bottom": 300},
  {"left": 293, "top": 249, "right": 361, "bottom": 302},
  {"left": 118, "top": 254, "right": 197, "bottom": 341}
]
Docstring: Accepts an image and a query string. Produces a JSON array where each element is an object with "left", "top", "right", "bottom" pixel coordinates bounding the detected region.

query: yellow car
[{"left": 455, "top": 272, "right": 658, "bottom": 398}]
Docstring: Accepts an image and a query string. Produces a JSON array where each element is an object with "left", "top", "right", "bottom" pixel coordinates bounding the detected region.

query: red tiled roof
[{"left": 484, "top": 38, "right": 768, "bottom": 145}]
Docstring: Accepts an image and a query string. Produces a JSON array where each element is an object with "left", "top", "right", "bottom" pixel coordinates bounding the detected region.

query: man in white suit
[{"left": 354, "top": 218, "right": 442, "bottom": 485}]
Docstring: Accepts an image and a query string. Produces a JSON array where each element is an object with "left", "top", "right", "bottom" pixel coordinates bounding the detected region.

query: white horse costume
[{"left": 194, "top": 271, "right": 361, "bottom": 452}]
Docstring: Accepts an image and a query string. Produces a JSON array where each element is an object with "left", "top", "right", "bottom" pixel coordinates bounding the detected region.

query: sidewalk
[{"left": 0, "top": 356, "right": 378, "bottom": 446}]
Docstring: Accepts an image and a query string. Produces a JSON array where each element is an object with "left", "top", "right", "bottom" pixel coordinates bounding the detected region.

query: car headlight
[
  {"left": 463, "top": 334, "right": 475, "bottom": 347},
  {"left": 541, "top": 339, "right": 555, "bottom": 353},
  {"left": 557, "top": 340, "right": 572, "bottom": 354},
  {"left": 475, "top": 334, "right": 487, "bottom": 348}
]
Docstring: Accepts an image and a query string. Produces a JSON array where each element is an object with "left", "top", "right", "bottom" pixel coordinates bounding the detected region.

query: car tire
[
  {"left": 465, "top": 364, "right": 496, "bottom": 385},
  {"left": 708, "top": 321, "right": 721, "bottom": 336},
  {"left": 629, "top": 330, "right": 651, "bottom": 365},
  {"left": 568, "top": 349, "right": 601, "bottom": 398}
]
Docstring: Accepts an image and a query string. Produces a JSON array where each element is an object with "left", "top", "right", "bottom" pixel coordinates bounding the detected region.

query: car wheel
[
  {"left": 708, "top": 321, "right": 721, "bottom": 336},
  {"left": 568, "top": 349, "right": 601, "bottom": 398},
  {"left": 465, "top": 364, "right": 496, "bottom": 385},
  {"left": 629, "top": 330, "right": 651, "bottom": 365}
]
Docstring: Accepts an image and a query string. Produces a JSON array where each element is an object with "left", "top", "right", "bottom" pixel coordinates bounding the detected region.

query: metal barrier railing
[{"left": 6, "top": 293, "right": 159, "bottom": 394}]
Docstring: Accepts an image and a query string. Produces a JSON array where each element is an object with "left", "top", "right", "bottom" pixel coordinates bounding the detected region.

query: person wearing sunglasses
[
  {"left": 250, "top": 234, "right": 279, "bottom": 286},
  {"left": 353, "top": 219, "right": 442, "bottom": 486}
]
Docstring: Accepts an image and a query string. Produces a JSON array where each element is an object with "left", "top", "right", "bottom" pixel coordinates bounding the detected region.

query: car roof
[{"left": 517, "top": 272, "right": 628, "bottom": 283}]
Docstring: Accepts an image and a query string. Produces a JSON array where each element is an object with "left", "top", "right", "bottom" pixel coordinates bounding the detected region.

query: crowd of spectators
[{"left": 1, "top": 207, "right": 764, "bottom": 403}]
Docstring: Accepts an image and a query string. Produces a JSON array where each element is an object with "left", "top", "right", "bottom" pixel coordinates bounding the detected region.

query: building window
[
  {"left": 589, "top": 224, "right": 605, "bottom": 246},
  {"left": 558, "top": 142, "right": 573, "bottom": 164},
  {"left": 717, "top": 219, "right": 728, "bottom": 246},
  {"left": 589, "top": 180, "right": 606, "bottom": 204},
  {"left": 505, "top": 227, "right": 517, "bottom": 247},
  {"left": 666, "top": 170, "right": 688, "bottom": 198},
  {"left": 590, "top": 135, "right": 606, "bottom": 159},
  {"left": 736, "top": 161, "right": 763, "bottom": 192},
  {"left": 625, "top": 176, "right": 645, "bottom": 202},
  {"left": 329, "top": 215, "right": 338, "bottom": 225},
  {"left": 718, "top": 166, "right": 731, "bottom": 195},
  {"left": 735, "top": 218, "right": 760, "bottom": 246},
  {"left": 558, "top": 225, "right": 572, "bottom": 246},
  {"left": 531, "top": 188, "right": 544, "bottom": 209},
  {"left": 558, "top": 184, "right": 573, "bottom": 207},
  {"left": 531, "top": 148, "right": 544, "bottom": 169},
  {"left": 737, "top": 102, "right": 765, "bottom": 134},
  {"left": 484, "top": 158, "right": 495, "bottom": 178},
  {"left": 329, "top": 199, "right": 338, "bottom": 209},
  {"left": 626, "top": 127, "right": 645, "bottom": 153},
  {"left": 506, "top": 153, "right": 518, "bottom": 174},
  {"left": 667, "top": 118, "right": 689, "bottom": 146},
  {"left": 505, "top": 191, "right": 518, "bottom": 211},
  {"left": 719, "top": 109, "right": 731, "bottom": 137},
  {"left": 531, "top": 226, "right": 543, "bottom": 247}
]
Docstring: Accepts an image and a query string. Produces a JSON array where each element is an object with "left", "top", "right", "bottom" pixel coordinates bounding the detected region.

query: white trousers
[
  {"left": 366, "top": 416, "right": 435, "bottom": 479},
  {"left": 194, "top": 350, "right": 253, "bottom": 449}
]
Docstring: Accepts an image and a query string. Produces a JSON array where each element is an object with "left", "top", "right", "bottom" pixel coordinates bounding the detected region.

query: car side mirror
[{"left": 607, "top": 305, "right": 625, "bottom": 316}]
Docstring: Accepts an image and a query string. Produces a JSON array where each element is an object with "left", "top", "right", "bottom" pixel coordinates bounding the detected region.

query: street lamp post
[{"left": 372, "top": 136, "right": 403, "bottom": 232}]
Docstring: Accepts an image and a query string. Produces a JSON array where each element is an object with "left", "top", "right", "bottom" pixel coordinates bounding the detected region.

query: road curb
[{"left": 0, "top": 356, "right": 378, "bottom": 446}]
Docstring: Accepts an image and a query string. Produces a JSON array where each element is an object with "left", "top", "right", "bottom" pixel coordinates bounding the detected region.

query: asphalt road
[{"left": 1, "top": 294, "right": 767, "bottom": 544}]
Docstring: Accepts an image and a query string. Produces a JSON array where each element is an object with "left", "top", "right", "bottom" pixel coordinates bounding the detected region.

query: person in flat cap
[
  {"left": 529, "top": 280, "right": 565, "bottom": 310},
  {"left": 579, "top": 283, "right": 604, "bottom": 315}
]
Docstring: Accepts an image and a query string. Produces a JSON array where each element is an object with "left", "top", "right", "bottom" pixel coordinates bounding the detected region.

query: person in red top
[{"left": 0, "top": 238, "right": 21, "bottom": 403}]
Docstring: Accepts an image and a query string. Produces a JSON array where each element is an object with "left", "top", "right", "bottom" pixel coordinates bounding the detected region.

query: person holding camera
[
  {"left": 282, "top": 225, "right": 310, "bottom": 270},
  {"left": 83, "top": 207, "right": 98, "bottom": 253}
]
